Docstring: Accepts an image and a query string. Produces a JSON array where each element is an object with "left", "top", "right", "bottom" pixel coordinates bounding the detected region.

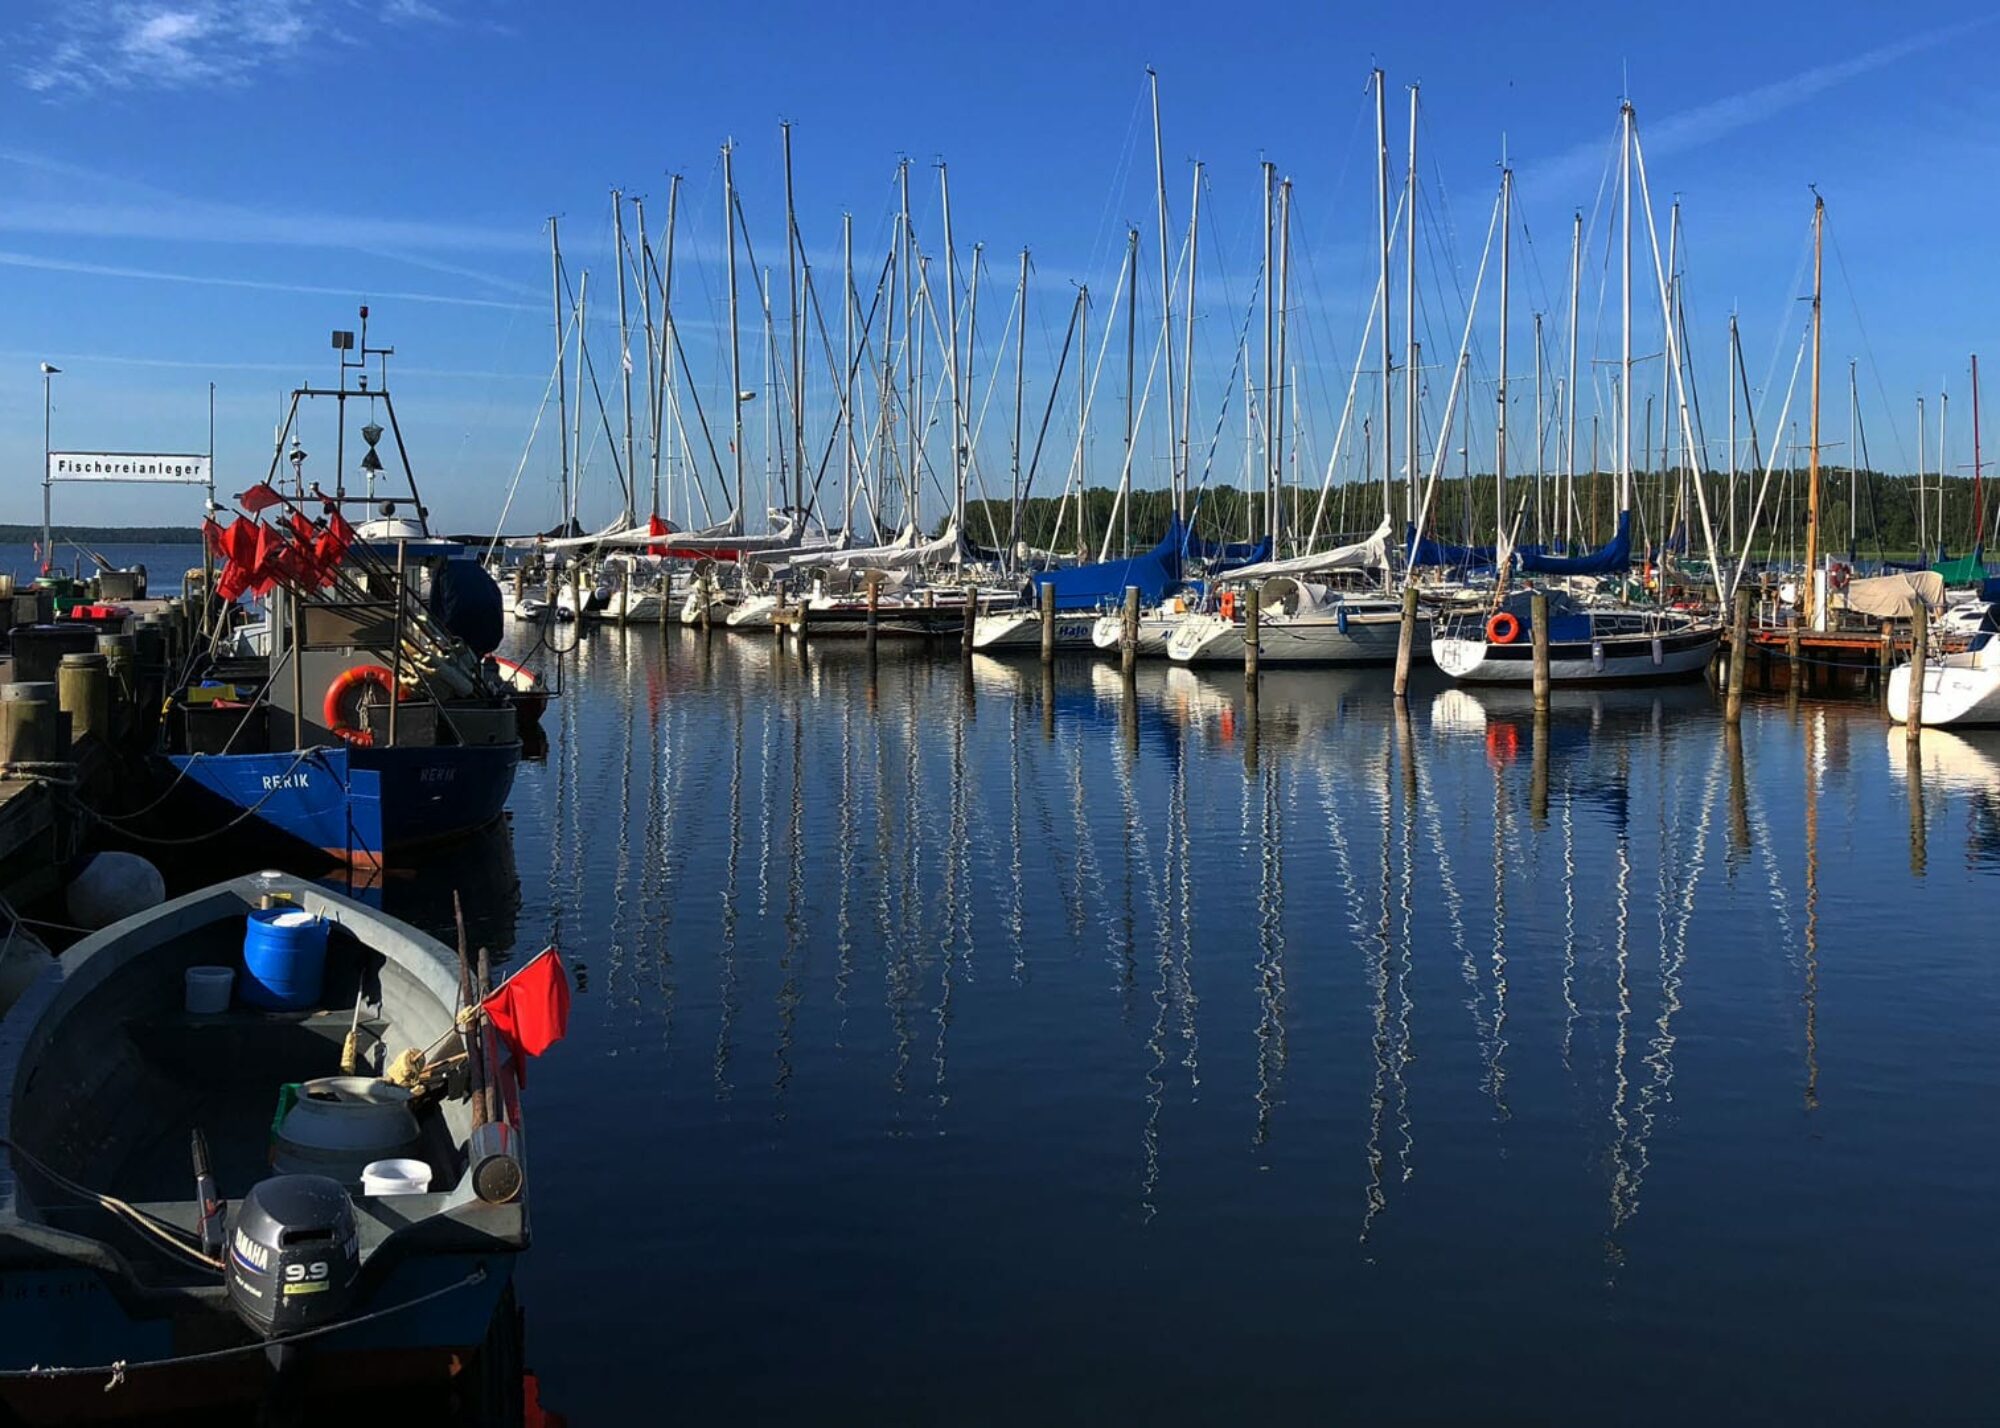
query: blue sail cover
[
  {"left": 1196, "top": 534, "right": 1273, "bottom": 570},
  {"left": 1029, "top": 516, "right": 1188, "bottom": 611},
  {"left": 1406, "top": 527, "right": 1497, "bottom": 569},
  {"left": 1517, "top": 511, "right": 1633, "bottom": 575}
]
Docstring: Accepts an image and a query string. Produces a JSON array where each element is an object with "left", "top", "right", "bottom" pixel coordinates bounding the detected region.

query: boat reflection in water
[{"left": 482, "top": 624, "right": 1999, "bottom": 1422}]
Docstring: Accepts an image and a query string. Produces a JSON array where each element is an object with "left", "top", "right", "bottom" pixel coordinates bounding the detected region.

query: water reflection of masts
[
  {"left": 606, "top": 636, "right": 637, "bottom": 1010},
  {"left": 1252, "top": 750, "right": 1287, "bottom": 1148},
  {"left": 1486, "top": 742, "right": 1511, "bottom": 1115},
  {"left": 1604, "top": 752, "right": 1634, "bottom": 1257},
  {"left": 835, "top": 693, "right": 855, "bottom": 1040},
  {"left": 773, "top": 706, "right": 805, "bottom": 1111},
  {"left": 932, "top": 684, "right": 972, "bottom": 1111},
  {"left": 1358, "top": 723, "right": 1396, "bottom": 1242},
  {"left": 714, "top": 681, "right": 744, "bottom": 1101},
  {"left": 1614, "top": 729, "right": 1721, "bottom": 1231},
  {"left": 1802, "top": 708, "right": 1822, "bottom": 1110},
  {"left": 1560, "top": 769, "right": 1580, "bottom": 1069},
  {"left": 1007, "top": 694, "right": 1026, "bottom": 982}
]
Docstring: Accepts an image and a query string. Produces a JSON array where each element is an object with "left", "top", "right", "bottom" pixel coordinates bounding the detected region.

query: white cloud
[{"left": 17, "top": 0, "right": 455, "bottom": 96}]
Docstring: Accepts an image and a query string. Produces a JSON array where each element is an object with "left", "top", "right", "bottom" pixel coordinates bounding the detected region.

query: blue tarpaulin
[
  {"left": 1517, "top": 511, "right": 1633, "bottom": 575},
  {"left": 1406, "top": 527, "right": 1498, "bottom": 569}
]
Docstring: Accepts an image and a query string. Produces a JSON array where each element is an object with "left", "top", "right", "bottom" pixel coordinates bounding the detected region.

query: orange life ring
[
  {"left": 323, "top": 664, "right": 399, "bottom": 747},
  {"left": 1486, "top": 611, "right": 1522, "bottom": 645},
  {"left": 1219, "top": 591, "right": 1238, "bottom": 621},
  {"left": 1829, "top": 565, "right": 1850, "bottom": 591}
]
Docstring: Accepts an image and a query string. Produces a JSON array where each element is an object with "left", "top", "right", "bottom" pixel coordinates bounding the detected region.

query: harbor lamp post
[{"left": 39, "top": 362, "right": 60, "bottom": 574}]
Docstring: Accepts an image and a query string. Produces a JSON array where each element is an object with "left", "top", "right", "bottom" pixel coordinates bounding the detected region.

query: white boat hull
[
  {"left": 1089, "top": 612, "right": 1179, "bottom": 657},
  {"left": 1166, "top": 608, "right": 1422, "bottom": 665},
  {"left": 1887, "top": 651, "right": 2000, "bottom": 726},
  {"left": 971, "top": 609, "right": 1100, "bottom": 651}
]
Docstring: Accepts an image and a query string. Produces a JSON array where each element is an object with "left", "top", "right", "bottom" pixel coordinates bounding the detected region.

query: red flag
[
  {"left": 480, "top": 947, "right": 570, "bottom": 1083},
  {"left": 202, "top": 517, "right": 225, "bottom": 559},
  {"left": 216, "top": 519, "right": 258, "bottom": 600},
  {"left": 313, "top": 509, "right": 356, "bottom": 584},
  {"left": 238, "top": 482, "right": 284, "bottom": 514},
  {"left": 246, "top": 522, "right": 284, "bottom": 597},
  {"left": 287, "top": 510, "right": 318, "bottom": 546}
]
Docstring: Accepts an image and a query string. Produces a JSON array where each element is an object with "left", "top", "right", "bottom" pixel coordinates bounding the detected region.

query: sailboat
[{"left": 1433, "top": 104, "right": 1720, "bottom": 687}]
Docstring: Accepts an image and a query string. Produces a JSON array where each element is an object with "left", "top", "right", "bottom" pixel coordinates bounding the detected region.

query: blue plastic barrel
[{"left": 239, "top": 908, "right": 330, "bottom": 1010}]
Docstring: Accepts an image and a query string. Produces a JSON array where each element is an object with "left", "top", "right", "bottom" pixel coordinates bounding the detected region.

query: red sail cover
[
  {"left": 646, "top": 513, "right": 672, "bottom": 557},
  {"left": 481, "top": 947, "right": 571, "bottom": 1083}
]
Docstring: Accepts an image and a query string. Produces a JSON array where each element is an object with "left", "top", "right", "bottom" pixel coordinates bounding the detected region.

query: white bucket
[
  {"left": 185, "top": 965, "right": 234, "bottom": 1014},
  {"left": 360, "top": 1157, "right": 433, "bottom": 1196}
]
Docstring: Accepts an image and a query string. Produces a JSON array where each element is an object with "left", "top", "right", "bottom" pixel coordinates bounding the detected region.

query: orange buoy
[{"left": 1486, "top": 611, "right": 1522, "bottom": 645}]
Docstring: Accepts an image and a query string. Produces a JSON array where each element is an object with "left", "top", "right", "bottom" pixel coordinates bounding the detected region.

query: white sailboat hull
[
  {"left": 1887, "top": 649, "right": 2000, "bottom": 726},
  {"left": 1089, "top": 612, "right": 1179, "bottom": 657},
  {"left": 1166, "top": 607, "right": 1421, "bottom": 665},
  {"left": 970, "top": 609, "right": 1100, "bottom": 651}
]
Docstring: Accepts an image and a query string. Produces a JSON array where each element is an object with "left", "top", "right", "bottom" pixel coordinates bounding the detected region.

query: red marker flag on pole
[
  {"left": 480, "top": 947, "right": 571, "bottom": 1083},
  {"left": 238, "top": 482, "right": 284, "bottom": 514}
]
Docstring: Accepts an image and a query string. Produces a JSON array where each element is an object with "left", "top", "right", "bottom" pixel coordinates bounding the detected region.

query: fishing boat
[
  {"left": 163, "top": 314, "right": 524, "bottom": 873},
  {"left": 0, "top": 870, "right": 541, "bottom": 1421}
]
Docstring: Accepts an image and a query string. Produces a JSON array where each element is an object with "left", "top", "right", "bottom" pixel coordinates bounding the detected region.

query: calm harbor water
[
  {"left": 24, "top": 542, "right": 1998, "bottom": 1419},
  {"left": 488, "top": 626, "right": 1996, "bottom": 1423}
]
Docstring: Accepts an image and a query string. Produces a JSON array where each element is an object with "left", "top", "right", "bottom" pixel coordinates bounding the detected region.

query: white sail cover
[
  {"left": 1216, "top": 519, "right": 1391, "bottom": 585},
  {"left": 785, "top": 521, "right": 963, "bottom": 572},
  {"left": 1834, "top": 570, "right": 1946, "bottom": 618}
]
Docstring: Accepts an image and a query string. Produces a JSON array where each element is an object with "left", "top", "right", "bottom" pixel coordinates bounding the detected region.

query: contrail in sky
[
  {"left": 1526, "top": 17, "right": 1993, "bottom": 196},
  {"left": 0, "top": 249, "right": 537, "bottom": 312}
]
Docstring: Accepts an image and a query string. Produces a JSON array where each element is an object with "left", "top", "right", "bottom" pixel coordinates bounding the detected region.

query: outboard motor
[{"left": 226, "top": 1174, "right": 362, "bottom": 1338}]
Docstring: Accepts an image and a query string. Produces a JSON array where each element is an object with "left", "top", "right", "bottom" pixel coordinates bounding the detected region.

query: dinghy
[{"left": 0, "top": 870, "right": 544, "bottom": 1419}]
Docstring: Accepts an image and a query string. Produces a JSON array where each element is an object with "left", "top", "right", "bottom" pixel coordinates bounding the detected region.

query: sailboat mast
[
  {"left": 1728, "top": 314, "right": 1740, "bottom": 558},
  {"left": 1375, "top": 69, "right": 1393, "bottom": 525},
  {"left": 1565, "top": 208, "right": 1580, "bottom": 548},
  {"left": 1619, "top": 103, "right": 1633, "bottom": 517},
  {"left": 723, "top": 141, "right": 746, "bottom": 530},
  {"left": 612, "top": 189, "right": 636, "bottom": 525},
  {"left": 1916, "top": 394, "right": 1927, "bottom": 557},
  {"left": 1181, "top": 163, "right": 1201, "bottom": 526},
  {"left": 783, "top": 123, "right": 805, "bottom": 522},
  {"left": 660, "top": 176, "right": 681, "bottom": 522},
  {"left": 634, "top": 195, "right": 658, "bottom": 520},
  {"left": 1012, "top": 245, "right": 1029, "bottom": 560},
  {"left": 572, "top": 271, "right": 588, "bottom": 530},
  {"left": 1124, "top": 225, "right": 1138, "bottom": 555},
  {"left": 1496, "top": 160, "right": 1511, "bottom": 544},
  {"left": 1534, "top": 311, "right": 1544, "bottom": 545},
  {"left": 1973, "top": 353, "right": 1985, "bottom": 548},
  {"left": 1262, "top": 160, "right": 1275, "bottom": 547},
  {"left": 1803, "top": 192, "right": 1823, "bottom": 628},
  {"left": 550, "top": 217, "right": 570, "bottom": 533},
  {"left": 1847, "top": 358, "right": 1858, "bottom": 560},
  {"left": 902, "top": 162, "right": 919, "bottom": 532},
  {"left": 940, "top": 163, "right": 967, "bottom": 548},
  {"left": 1149, "top": 68, "right": 1179, "bottom": 519},
  {"left": 1406, "top": 83, "right": 1420, "bottom": 527},
  {"left": 1276, "top": 178, "right": 1292, "bottom": 551},
  {"left": 843, "top": 213, "right": 856, "bottom": 538}
]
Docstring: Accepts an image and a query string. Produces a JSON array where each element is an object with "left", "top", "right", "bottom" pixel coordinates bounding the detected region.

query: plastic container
[
  {"left": 185, "top": 965, "right": 234, "bottom": 1014},
  {"left": 360, "top": 1158, "right": 433, "bottom": 1197},
  {"left": 239, "top": 908, "right": 330, "bottom": 1010}
]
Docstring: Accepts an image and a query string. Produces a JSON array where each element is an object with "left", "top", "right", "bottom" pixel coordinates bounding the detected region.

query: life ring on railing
[
  {"left": 323, "top": 664, "right": 400, "bottom": 747},
  {"left": 1219, "top": 591, "right": 1238, "bottom": 621},
  {"left": 1829, "top": 565, "right": 1850, "bottom": 592},
  {"left": 1486, "top": 612, "right": 1522, "bottom": 645}
]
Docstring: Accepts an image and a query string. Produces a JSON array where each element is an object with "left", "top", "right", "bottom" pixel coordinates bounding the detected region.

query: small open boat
[{"left": 0, "top": 871, "right": 532, "bottom": 1421}]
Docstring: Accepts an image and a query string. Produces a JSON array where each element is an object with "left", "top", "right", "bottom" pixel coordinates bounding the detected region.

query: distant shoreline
[{"left": 1, "top": 526, "right": 202, "bottom": 544}]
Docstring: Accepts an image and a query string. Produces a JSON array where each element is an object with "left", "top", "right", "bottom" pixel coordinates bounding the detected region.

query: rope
[
  {"left": 66, "top": 747, "right": 319, "bottom": 847},
  {"left": 5, "top": 1265, "right": 489, "bottom": 1391},
  {"left": 0, "top": 1136, "right": 221, "bottom": 1274}
]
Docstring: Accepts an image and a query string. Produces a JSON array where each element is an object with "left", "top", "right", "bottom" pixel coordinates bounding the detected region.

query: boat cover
[
  {"left": 1029, "top": 517, "right": 1188, "bottom": 611},
  {"left": 1933, "top": 548, "right": 1989, "bottom": 585},
  {"left": 1833, "top": 570, "right": 1945, "bottom": 618},
  {"left": 1516, "top": 511, "right": 1633, "bottom": 575}
]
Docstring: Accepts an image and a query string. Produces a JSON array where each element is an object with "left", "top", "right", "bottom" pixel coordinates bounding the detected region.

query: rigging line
[
  {"left": 486, "top": 304, "right": 583, "bottom": 559},
  {"left": 1826, "top": 224, "right": 1913, "bottom": 473}
]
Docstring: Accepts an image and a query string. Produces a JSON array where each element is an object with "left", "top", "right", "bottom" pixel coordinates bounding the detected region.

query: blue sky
[{"left": 3, "top": 0, "right": 1995, "bottom": 535}]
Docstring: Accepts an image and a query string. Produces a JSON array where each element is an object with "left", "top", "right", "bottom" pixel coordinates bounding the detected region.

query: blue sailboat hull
[{"left": 165, "top": 741, "right": 519, "bottom": 868}]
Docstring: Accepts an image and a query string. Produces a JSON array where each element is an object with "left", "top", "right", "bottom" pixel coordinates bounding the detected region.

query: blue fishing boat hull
[{"left": 165, "top": 741, "right": 520, "bottom": 868}]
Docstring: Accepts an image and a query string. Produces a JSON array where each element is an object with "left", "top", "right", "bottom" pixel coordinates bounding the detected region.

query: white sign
[{"left": 47, "top": 451, "right": 212, "bottom": 485}]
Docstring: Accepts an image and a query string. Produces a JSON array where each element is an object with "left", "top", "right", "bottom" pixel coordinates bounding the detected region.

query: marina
[{"left": 4, "top": 6, "right": 2000, "bottom": 1420}]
